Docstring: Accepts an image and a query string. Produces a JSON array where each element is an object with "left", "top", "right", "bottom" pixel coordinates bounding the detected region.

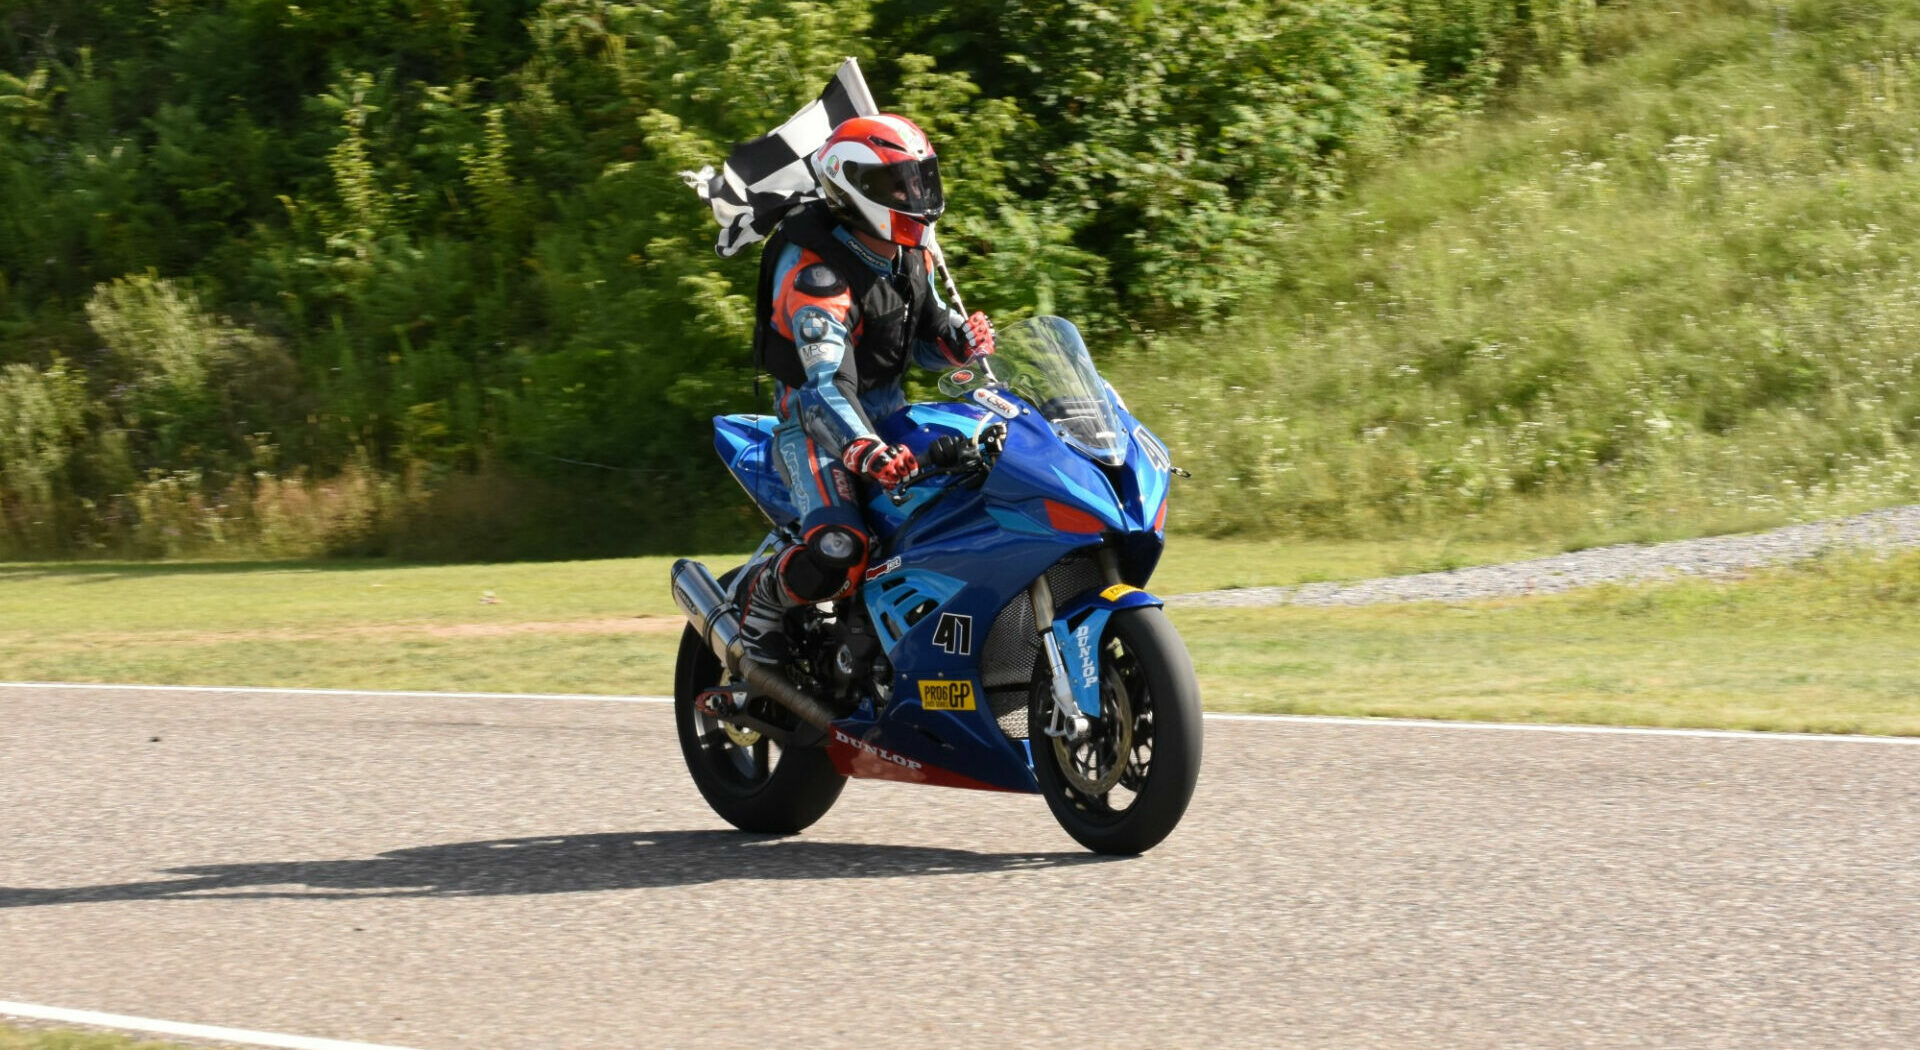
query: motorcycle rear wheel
[
  {"left": 1031, "top": 606, "right": 1202, "bottom": 855},
  {"left": 673, "top": 573, "right": 845, "bottom": 834}
]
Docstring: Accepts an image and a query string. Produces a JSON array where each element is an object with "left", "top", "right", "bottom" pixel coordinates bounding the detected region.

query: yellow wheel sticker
[{"left": 1100, "top": 583, "right": 1143, "bottom": 602}]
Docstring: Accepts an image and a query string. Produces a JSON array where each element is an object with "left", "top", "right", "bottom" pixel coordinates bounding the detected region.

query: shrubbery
[
  {"left": 1130, "top": 0, "right": 1920, "bottom": 544},
  {"left": 11, "top": 0, "right": 1812, "bottom": 560},
  {"left": 0, "top": 0, "right": 1603, "bottom": 557}
]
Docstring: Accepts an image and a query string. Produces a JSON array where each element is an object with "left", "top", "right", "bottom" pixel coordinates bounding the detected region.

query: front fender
[
  {"left": 1050, "top": 585, "right": 1165, "bottom": 716},
  {"left": 1060, "top": 584, "right": 1164, "bottom": 618}
]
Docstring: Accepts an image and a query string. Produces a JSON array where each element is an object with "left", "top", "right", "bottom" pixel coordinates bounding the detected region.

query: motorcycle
[{"left": 669, "top": 316, "right": 1201, "bottom": 854}]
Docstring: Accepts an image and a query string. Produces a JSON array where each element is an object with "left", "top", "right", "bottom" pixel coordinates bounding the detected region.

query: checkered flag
[{"left": 680, "top": 58, "right": 879, "bottom": 257}]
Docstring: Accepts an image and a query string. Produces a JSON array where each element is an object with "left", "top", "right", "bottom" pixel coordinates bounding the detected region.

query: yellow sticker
[
  {"left": 918, "top": 679, "right": 977, "bottom": 711},
  {"left": 1100, "top": 583, "right": 1143, "bottom": 602}
]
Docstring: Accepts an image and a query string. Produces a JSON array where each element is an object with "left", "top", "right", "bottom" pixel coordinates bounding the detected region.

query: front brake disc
[{"left": 1053, "top": 665, "right": 1133, "bottom": 795}]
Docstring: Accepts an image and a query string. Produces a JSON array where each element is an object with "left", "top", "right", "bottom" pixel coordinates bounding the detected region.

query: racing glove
[
  {"left": 841, "top": 437, "right": 919, "bottom": 490},
  {"left": 943, "top": 311, "right": 995, "bottom": 362}
]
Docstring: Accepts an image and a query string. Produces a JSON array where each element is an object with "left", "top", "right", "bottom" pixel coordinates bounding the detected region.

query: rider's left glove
[{"left": 842, "top": 437, "right": 919, "bottom": 490}]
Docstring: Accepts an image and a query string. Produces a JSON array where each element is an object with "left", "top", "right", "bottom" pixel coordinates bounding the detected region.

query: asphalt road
[{"left": 4, "top": 685, "right": 1919, "bottom": 1049}]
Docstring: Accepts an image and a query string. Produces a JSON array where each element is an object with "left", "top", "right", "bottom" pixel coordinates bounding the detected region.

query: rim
[
  {"left": 698, "top": 705, "right": 781, "bottom": 786},
  {"left": 688, "top": 638, "right": 785, "bottom": 789},
  {"left": 1050, "top": 633, "right": 1155, "bottom": 819}
]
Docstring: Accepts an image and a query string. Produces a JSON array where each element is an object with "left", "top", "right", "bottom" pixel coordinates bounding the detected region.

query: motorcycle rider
[{"left": 733, "top": 113, "right": 995, "bottom": 667}]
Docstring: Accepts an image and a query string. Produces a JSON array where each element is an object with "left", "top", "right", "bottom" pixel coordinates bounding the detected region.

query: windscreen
[{"left": 947, "top": 316, "right": 1126, "bottom": 465}]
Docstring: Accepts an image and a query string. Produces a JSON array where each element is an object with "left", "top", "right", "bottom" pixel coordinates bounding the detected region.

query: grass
[
  {"left": 0, "top": 534, "right": 1536, "bottom": 695},
  {"left": 7, "top": 541, "right": 1919, "bottom": 735},
  {"left": 0, "top": 555, "right": 695, "bottom": 635},
  {"left": 1125, "top": 0, "right": 1920, "bottom": 544},
  {"left": 1184, "top": 550, "right": 1920, "bottom": 734},
  {"left": 0, "top": 533, "right": 1543, "bottom": 639},
  {"left": 0, "top": 1024, "right": 195, "bottom": 1050}
]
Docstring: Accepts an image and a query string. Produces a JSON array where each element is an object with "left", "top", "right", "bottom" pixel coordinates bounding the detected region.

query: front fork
[
  {"left": 1032, "top": 548, "right": 1126, "bottom": 742},
  {"left": 1031, "top": 575, "right": 1090, "bottom": 742}
]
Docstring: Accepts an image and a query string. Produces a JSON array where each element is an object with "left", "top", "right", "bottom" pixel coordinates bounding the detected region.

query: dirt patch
[
  {"left": 415, "top": 617, "right": 683, "bottom": 638},
  {"left": 23, "top": 616, "right": 686, "bottom": 647}
]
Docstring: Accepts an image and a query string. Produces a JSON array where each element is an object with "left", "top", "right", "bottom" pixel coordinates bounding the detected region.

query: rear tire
[
  {"left": 673, "top": 571, "right": 845, "bottom": 835},
  {"left": 1031, "top": 606, "right": 1202, "bottom": 854}
]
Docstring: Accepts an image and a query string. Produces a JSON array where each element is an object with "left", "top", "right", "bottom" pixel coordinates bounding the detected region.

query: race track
[{"left": 4, "top": 684, "right": 1918, "bottom": 1049}]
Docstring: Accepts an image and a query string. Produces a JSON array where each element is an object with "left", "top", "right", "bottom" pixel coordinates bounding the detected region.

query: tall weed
[{"left": 1125, "top": 1, "right": 1920, "bottom": 543}]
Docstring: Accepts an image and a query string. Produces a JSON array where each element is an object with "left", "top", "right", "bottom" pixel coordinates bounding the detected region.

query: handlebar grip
[{"left": 926, "top": 435, "right": 971, "bottom": 469}]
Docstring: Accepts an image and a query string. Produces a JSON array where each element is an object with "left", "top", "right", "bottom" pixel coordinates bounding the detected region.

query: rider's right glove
[
  {"left": 956, "top": 310, "right": 995, "bottom": 360},
  {"left": 842, "top": 437, "right": 919, "bottom": 490}
]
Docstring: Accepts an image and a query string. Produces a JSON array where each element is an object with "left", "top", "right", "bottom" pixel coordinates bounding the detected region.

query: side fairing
[
  {"left": 828, "top": 407, "right": 1100, "bottom": 794},
  {"left": 844, "top": 510, "right": 1068, "bottom": 794},
  {"left": 980, "top": 408, "right": 1127, "bottom": 531},
  {"left": 1105, "top": 407, "right": 1172, "bottom": 585},
  {"left": 865, "top": 401, "right": 996, "bottom": 546},
  {"left": 712, "top": 414, "right": 797, "bottom": 527},
  {"left": 1117, "top": 410, "right": 1172, "bottom": 535}
]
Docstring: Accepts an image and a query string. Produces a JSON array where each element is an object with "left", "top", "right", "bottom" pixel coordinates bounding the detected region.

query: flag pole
[
  {"left": 925, "top": 229, "right": 994, "bottom": 381},
  {"left": 839, "top": 57, "right": 880, "bottom": 119},
  {"left": 926, "top": 230, "right": 967, "bottom": 317}
]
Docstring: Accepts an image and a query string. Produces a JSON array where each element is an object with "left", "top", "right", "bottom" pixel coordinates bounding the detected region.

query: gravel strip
[{"left": 1169, "top": 504, "right": 1920, "bottom": 608}]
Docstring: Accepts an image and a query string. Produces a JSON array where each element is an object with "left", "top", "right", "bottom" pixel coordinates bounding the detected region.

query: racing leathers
[{"left": 733, "top": 202, "right": 985, "bottom": 665}]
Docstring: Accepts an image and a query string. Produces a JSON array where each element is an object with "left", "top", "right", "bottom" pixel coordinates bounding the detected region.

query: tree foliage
[{"left": 0, "top": 0, "right": 1592, "bottom": 556}]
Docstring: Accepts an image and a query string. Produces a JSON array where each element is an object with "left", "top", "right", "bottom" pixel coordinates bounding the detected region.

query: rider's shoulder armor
[
  {"left": 794, "top": 262, "right": 847, "bottom": 298},
  {"left": 752, "top": 202, "right": 939, "bottom": 391},
  {"left": 770, "top": 245, "right": 855, "bottom": 344}
]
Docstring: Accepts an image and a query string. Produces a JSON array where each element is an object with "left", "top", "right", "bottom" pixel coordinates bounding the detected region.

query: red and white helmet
[{"left": 812, "top": 114, "right": 945, "bottom": 248}]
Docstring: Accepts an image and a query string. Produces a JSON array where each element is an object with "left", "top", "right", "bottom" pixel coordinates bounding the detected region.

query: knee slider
[
  {"left": 777, "top": 526, "right": 869, "bottom": 603},
  {"left": 808, "top": 525, "right": 865, "bottom": 568}
]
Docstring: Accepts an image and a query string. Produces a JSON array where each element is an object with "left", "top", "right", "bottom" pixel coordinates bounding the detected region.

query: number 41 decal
[{"left": 932, "top": 612, "right": 974, "bottom": 655}]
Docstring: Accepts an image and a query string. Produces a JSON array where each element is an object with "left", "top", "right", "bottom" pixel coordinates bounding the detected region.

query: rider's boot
[
  {"left": 733, "top": 552, "right": 796, "bottom": 668},
  {"left": 732, "top": 525, "right": 865, "bottom": 672}
]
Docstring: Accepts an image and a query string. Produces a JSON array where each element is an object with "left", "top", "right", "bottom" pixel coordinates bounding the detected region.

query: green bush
[{"left": 0, "top": 0, "right": 1651, "bottom": 558}]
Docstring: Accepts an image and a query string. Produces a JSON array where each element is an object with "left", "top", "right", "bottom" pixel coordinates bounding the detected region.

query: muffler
[{"left": 670, "top": 558, "right": 837, "bottom": 731}]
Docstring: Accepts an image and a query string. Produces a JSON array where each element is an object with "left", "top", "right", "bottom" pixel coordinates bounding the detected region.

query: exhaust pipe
[{"left": 670, "top": 558, "right": 837, "bottom": 731}]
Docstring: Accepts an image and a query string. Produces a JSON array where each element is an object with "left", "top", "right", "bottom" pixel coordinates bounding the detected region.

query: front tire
[
  {"left": 673, "top": 573, "right": 845, "bottom": 835},
  {"left": 1031, "top": 606, "right": 1202, "bottom": 854}
]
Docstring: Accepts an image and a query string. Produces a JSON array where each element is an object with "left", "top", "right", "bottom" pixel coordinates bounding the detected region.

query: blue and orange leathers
[
  {"left": 765, "top": 228, "right": 967, "bottom": 595},
  {"left": 712, "top": 320, "right": 1174, "bottom": 793}
]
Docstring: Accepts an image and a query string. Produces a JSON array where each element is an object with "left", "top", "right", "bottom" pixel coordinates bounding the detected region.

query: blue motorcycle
[{"left": 670, "top": 316, "right": 1201, "bottom": 854}]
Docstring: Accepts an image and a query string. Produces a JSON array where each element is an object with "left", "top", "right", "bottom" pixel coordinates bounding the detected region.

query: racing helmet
[{"left": 812, "top": 114, "right": 945, "bottom": 248}]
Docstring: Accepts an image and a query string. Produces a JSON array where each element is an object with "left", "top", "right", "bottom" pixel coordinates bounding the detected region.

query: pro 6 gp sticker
[{"left": 918, "top": 679, "right": 977, "bottom": 711}]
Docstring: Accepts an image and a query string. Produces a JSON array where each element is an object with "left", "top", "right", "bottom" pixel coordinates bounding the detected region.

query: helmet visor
[{"left": 845, "top": 156, "right": 945, "bottom": 221}]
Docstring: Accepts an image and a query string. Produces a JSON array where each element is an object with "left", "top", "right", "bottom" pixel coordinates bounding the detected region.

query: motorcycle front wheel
[
  {"left": 673, "top": 572, "right": 845, "bottom": 834},
  {"left": 1030, "top": 605, "right": 1203, "bottom": 855}
]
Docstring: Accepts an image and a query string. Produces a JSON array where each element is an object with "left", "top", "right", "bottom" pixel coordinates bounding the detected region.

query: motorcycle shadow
[{"left": 0, "top": 830, "right": 1119, "bottom": 908}]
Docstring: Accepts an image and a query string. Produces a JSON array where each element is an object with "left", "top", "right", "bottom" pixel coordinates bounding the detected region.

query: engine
[{"left": 798, "top": 600, "right": 889, "bottom": 716}]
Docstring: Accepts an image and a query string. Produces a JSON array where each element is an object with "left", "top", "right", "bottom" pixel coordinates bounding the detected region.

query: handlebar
[
  {"left": 887, "top": 424, "right": 1006, "bottom": 506},
  {"left": 887, "top": 464, "right": 966, "bottom": 505}
]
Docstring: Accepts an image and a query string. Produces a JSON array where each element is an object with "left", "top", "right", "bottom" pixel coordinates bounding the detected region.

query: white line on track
[
  {"left": 0, "top": 680, "right": 670, "bottom": 704},
  {"left": 1204, "top": 711, "right": 1920, "bottom": 744},
  {"left": 5, "top": 680, "right": 1918, "bottom": 745},
  {"left": 0, "top": 999, "right": 419, "bottom": 1050}
]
